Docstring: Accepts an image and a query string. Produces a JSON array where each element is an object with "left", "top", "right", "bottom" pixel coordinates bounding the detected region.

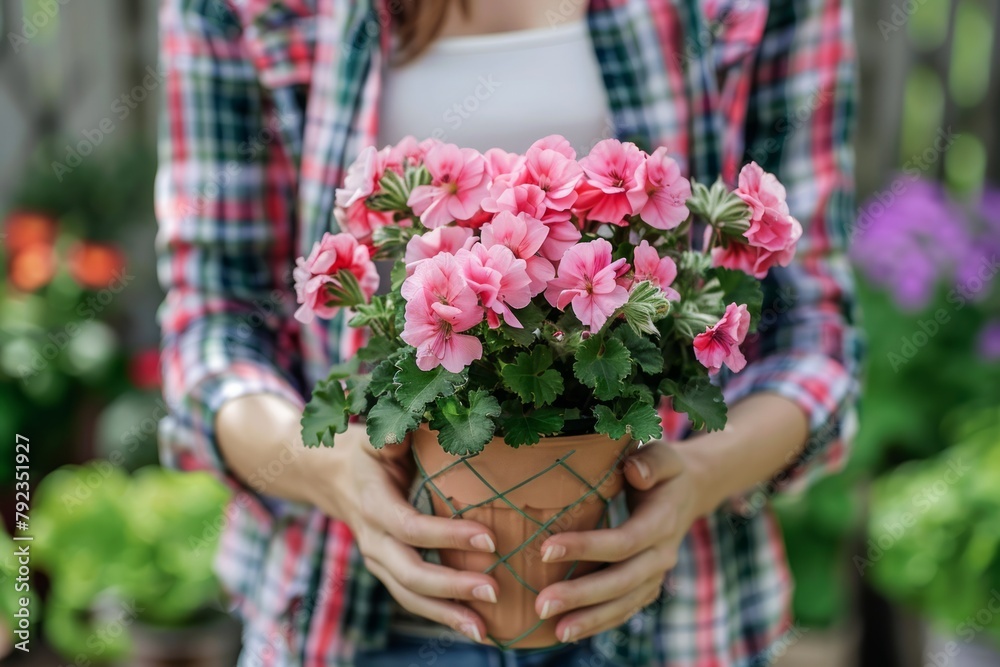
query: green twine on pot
[{"left": 411, "top": 439, "right": 635, "bottom": 651}]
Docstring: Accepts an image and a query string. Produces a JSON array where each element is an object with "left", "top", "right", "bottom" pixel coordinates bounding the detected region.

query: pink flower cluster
[
  {"left": 327, "top": 135, "right": 697, "bottom": 371},
  {"left": 292, "top": 233, "right": 379, "bottom": 323},
  {"left": 295, "top": 136, "right": 799, "bottom": 376},
  {"left": 335, "top": 136, "right": 693, "bottom": 240},
  {"left": 693, "top": 303, "right": 750, "bottom": 373},
  {"left": 712, "top": 163, "right": 803, "bottom": 279}
]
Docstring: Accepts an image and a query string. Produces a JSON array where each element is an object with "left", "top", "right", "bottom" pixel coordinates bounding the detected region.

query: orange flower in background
[
  {"left": 68, "top": 242, "right": 126, "bottom": 290},
  {"left": 9, "top": 243, "right": 56, "bottom": 291},
  {"left": 4, "top": 211, "right": 57, "bottom": 254}
]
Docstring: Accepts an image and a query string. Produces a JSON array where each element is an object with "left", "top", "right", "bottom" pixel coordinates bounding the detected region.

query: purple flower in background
[
  {"left": 851, "top": 179, "right": 986, "bottom": 310},
  {"left": 976, "top": 188, "right": 1000, "bottom": 264},
  {"left": 977, "top": 320, "right": 1000, "bottom": 361}
]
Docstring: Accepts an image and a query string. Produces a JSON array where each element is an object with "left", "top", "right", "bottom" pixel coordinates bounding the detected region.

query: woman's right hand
[
  {"left": 218, "top": 395, "right": 498, "bottom": 643},
  {"left": 306, "top": 423, "right": 499, "bottom": 643}
]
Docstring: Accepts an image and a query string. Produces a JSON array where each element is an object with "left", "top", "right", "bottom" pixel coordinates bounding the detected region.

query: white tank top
[{"left": 377, "top": 19, "right": 613, "bottom": 155}]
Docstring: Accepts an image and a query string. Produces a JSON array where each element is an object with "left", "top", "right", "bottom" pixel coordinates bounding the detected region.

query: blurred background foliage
[{"left": 0, "top": 0, "right": 997, "bottom": 665}]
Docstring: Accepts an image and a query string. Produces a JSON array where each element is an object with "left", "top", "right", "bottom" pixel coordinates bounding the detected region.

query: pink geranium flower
[
  {"left": 480, "top": 211, "right": 555, "bottom": 296},
  {"left": 710, "top": 241, "right": 764, "bottom": 278},
  {"left": 537, "top": 209, "right": 582, "bottom": 261},
  {"left": 400, "top": 253, "right": 484, "bottom": 372},
  {"left": 385, "top": 136, "right": 439, "bottom": 171},
  {"left": 482, "top": 182, "right": 547, "bottom": 219},
  {"left": 404, "top": 226, "right": 476, "bottom": 273},
  {"left": 632, "top": 240, "right": 680, "bottom": 300},
  {"left": 528, "top": 134, "right": 576, "bottom": 159},
  {"left": 335, "top": 145, "right": 382, "bottom": 209},
  {"left": 333, "top": 145, "right": 395, "bottom": 244},
  {"left": 334, "top": 201, "right": 393, "bottom": 247},
  {"left": 735, "top": 162, "right": 801, "bottom": 252},
  {"left": 545, "top": 238, "right": 630, "bottom": 331},
  {"left": 711, "top": 227, "right": 801, "bottom": 279},
  {"left": 576, "top": 139, "right": 646, "bottom": 225},
  {"left": 523, "top": 143, "right": 584, "bottom": 211},
  {"left": 693, "top": 303, "right": 750, "bottom": 373},
  {"left": 484, "top": 148, "right": 526, "bottom": 180},
  {"left": 456, "top": 243, "right": 532, "bottom": 328},
  {"left": 408, "top": 143, "right": 491, "bottom": 229},
  {"left": 294, "top": 233, "right": 379, "bottom": 323},
  {"left": 627, "top": 147, "right": 691, "bottom": 230},
  {"left": 481, "top": 180, "right": 582, "bottom": 261}
]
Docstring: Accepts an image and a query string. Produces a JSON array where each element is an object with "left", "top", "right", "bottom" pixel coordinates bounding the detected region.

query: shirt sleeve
[
  {"left": 156, "top": 0, "right": 309, "bottom": 523},
  {"left": 723, "top": 0, "right": 863, "bottom": 499}
]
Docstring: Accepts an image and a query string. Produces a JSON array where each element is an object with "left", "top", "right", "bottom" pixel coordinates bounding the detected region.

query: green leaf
[
  {"left": 620, "top": 280, "right": 671, "bottom": 336},
  {"left": 322, "top": 269, "right": 367, "bottom": 308},
  {"left": 390, "top": 260, "right": 408, "bottom": 292},
  {"left": 394, "top": 355, "right": 465, "bottom": 413},
  {"left": 368, "top": 358, "right": 399, "bottom": 398},
  {"left": 366, "top": 396, "right": 421, "bottom": 447},
  {"left": 687, "top": 177, "right": 750, "bottom": 228},
  {"left": 623, "top": 382, "right": 655, "bottom": 405},
  {"left": 429, "top": 390, "right": 501, "bottom": 456},
  {"left": 499, "top": 303, "right": 546, "bottom": 347},
  {"left": 661, "top": 377, "right": 728, "bottom": 432},
  {"left": 348, "top": 294, "right": 398, "bottom": 334},
  {"left": 301, "top": 377, "right": 349, "bottom": 447},
  {"left": 711, "top": 267, "right": 764, "bottom": 332},
  {"left": 368, "top": 169, "right": 410, "bottom": 211},
  {"left": 371, "top": 225, "right": 418, "bottom": 260},
  {"left": 358, "top": 335, "right": 399, "bottom": 362},
  {"left": 501, "top": 346, "right": 564, "bottom": 407},
  {"left": 593, "top": 402, "right": 663, "bottom": 442},
  {"left": 574, "top": 335, "right": 632, "bottom": 400},
  {"left": 613, "top": 326, "right": 664, "bottom": 374},
  {"left": 406, "top": 164, "right": 432, "bottom": 190},
  {"left": 345, "top": 374, "right": 372, "bottom": 414},
  {"left": 499, "top": 401, "right": 565, "bottom": 447}
]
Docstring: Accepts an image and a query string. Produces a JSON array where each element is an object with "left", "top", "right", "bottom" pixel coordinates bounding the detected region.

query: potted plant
[
  {"left": 32, "top": 463, "right": 237, "bottom": 666},
  {"left": 298, "top": 135, "right": 800, "bottom": 647},
  {"left": 867, "top": 408, "right": 1000, "bottom": 666}
]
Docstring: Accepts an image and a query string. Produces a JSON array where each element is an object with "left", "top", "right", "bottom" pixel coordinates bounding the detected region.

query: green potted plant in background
[
  {"left": 33, "top": 463, "right": 237, "bottom": 666},
  {"left": 772, "top": 181, "right": 1000, "bottom": 666},
  {"left": 868, "top": 407, "right": 1000, "bottom": 666}
]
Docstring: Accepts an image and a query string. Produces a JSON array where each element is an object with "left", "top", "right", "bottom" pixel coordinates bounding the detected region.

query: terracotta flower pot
[{"left": 412, "top": 426, "right": 634, "bottom": 648}]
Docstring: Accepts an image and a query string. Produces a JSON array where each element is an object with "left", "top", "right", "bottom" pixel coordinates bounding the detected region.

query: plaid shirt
[{"left": 156, "top": 0, "right": 861, "bottom": 664}]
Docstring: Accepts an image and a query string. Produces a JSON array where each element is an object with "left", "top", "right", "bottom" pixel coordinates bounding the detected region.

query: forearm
[
  {"left": 678, "top": 393, "right": 810, "bottom": 517},
  {"left": 216, "top": 393, "right": 339, "bottom": 507}
]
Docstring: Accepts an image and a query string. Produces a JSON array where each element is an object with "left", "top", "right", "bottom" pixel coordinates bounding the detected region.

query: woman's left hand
[{"left": 533, "top": 440, "right": 710, "bottom": 644}]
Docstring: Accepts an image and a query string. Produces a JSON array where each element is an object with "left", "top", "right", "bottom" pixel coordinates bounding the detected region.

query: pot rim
[{"left": 415, "top": 423, "right": 631, "bottom": 449}]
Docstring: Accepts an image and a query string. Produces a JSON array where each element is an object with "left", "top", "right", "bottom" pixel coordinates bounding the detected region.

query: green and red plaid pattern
[{"left": 156, "top": 0, "right": 861, "bottom": 664}]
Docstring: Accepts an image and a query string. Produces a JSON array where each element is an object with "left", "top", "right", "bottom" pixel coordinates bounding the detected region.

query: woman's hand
[
  {"left": 307, "top": 424, "right": 500, "bottom": 642},
  {"left": 217, "top": 395, "right": 498, "bottom": 643},
  {"left": 533, "top": 440, "right": 710, "bottom": 643}
]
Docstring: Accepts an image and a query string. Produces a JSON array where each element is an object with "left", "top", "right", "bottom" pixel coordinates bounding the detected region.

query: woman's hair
[{"left": 394, "top": 0, "right": 470, "bottom": 63}]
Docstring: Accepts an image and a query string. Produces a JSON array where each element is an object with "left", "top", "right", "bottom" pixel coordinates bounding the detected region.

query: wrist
[
  {"left": 294, "top": 424, "right": 366, "bottom": 520},
  {"left": 677, "top": 427, "right": 744, "bottom": 518}
]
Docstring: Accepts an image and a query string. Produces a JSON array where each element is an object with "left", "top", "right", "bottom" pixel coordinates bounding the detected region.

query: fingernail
[
  {"left": 473, "top": 585, "right": 497, "bottom": 604},
  {"left": 470, "top": 534, "right": 496, "bottom": 553},
  {"left": 628, "top": 458, "right": 650, "bottom": 481},
  {"left": 561, "top": 625, "right": 577, "bottom": 643},
  {"left": 542, "top": 544, "right": 566, "bottom": 562},
  {"left": 540, "top": 599, "right": 563, "bottom": 620},
  {"left": 461, "top": 624, "right": 482, "bottom": 643}
]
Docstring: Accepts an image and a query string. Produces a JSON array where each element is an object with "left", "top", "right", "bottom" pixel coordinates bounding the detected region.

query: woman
[{"left": 156, "top": 0, "right": 860, "bottom": 665}]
